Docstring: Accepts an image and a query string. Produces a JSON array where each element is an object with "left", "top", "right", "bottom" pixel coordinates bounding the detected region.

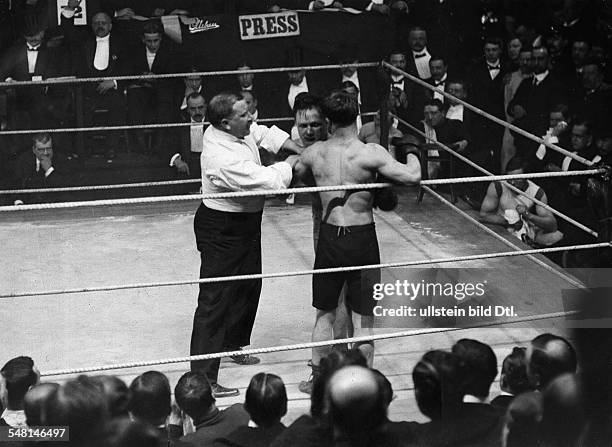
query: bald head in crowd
[
  {"left": 326, "top": 366, "right": 387, "bottom": 441},
  {"left": 527, "top": 333, "right": 577, "bottom": 390},
  {"left": 541, "top": 373, "right": 585, "bottom": 447}
]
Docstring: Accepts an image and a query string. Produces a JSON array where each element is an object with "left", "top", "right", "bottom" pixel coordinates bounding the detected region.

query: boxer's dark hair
[{"left": 322, "top": 91, "right": 358, "bottom": 128}]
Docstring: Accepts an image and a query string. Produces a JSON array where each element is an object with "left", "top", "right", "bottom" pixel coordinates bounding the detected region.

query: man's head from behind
[
  {"left": 1, "top": 356, "right": 39, "bottom": 410},
  {"left": 325, "top": 366, "right": 387, "bottom": 442},
  {"left": 501, "top": 347, "right": 533, "bottom": 395},
  {"left": 208, "top": 92, "right": 251, "bottom": 139},
  {"left": 321, "top": 91, "right": 359, "bottom": 130},
  {"left": 141, "top": 20, "right": 163, "bottom": 54},
  {"left": 294, "top": 93, "right": 326, "bottom": 146},
  {"left": 527, "top": 333, "right": 577, "bottom": 390},
  {"left": 24, "top": 382, "right": 59, "bottom": 426},
  {"left": 451, "top": 339, "right": 498, "bottom": 399},
  {"left": 541, "top": 373, "right": 585, "bottom": 447},
  {"left": 128, "top": 371, "right": 171, "bottom": 426},
  {"left": 186, "top": 93, "right": 206, "bottom": 122},
  {"left": 91, "top": 375, "right": 130, "bottom": 419},
  {"left": 174, "top": 371, "right": 215, "bottom": 422},
  {"left": 244, "top": 373, "right": 287, "bottom": 428},
  {"left": 412, "top": 350, "right": 465, "bottom": 420}
]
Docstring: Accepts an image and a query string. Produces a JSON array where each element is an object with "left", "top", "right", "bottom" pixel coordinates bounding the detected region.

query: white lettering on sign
[{"left": 239, "top": 11, "right": 300, "bottom": 40}]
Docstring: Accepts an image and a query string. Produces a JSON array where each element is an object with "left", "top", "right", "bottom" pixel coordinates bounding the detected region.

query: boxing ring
[{"left": 1, "top": 62, "right": 610, "bottom": 422}]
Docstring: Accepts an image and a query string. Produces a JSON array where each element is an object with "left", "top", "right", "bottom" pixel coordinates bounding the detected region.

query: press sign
[{"left": 239, "top": 11, "right": 300, "bottom": 40}]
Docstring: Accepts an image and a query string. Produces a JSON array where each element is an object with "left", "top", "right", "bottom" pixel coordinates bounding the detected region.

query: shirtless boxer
[{"left": 293, "top": 91, "right": 421, "bottom": 378}]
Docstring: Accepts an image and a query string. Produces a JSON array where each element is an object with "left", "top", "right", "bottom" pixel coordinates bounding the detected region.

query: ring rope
[
  {"left": 0, "top": 62, "right": 380, "bottom": 88},
  {"left": 383, "top": 62, "right": 593, "bottom": 167},
  {"left": 0, "top": 112, "right": 379, "bottom": 136},
  {"left": 422, "top": 184, "right": 588, "bottom": 290},
  {"left": 393, "top": 113, "right": 600, "bottom": 238},
  {"left": 0, "top": 168, "right": 602, "bottom": 195},
  {"left": 2, "top": 242, "right": 607, "bottom": 299},
  {"left": 40, "top": 308, "right": 579, "bottom": 377}
]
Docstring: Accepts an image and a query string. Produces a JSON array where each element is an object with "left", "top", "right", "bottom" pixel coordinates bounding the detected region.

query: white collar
[
  {"left": 27, "top": 44, "right": 40, "bottom": 51},
  {"left": 290, "top": 77, "right": 308, "bottom": 90},
  {"left": 434, "top": 73, "right": 447, "bottom": 84},
  {"left": 499, "top": 391, "right": 514, "bottom": 397},
  {"left": 146, "top": 48, "right": 157, "bottom": 57},
  {"left": 463, "top": 394, "right": 488, "bottom": 404},
  {"left": 190, "top": 117, "right": 204, "bottom": 124},
  {"left": 412, "top": 48, "right": 429, "bottom": 57},
  {"left": 391, "top": 74, "right": 404, "bottom": 83},
  {"left": 487, "top": 59, "right": 501, "bottom": 68},
  {"left": 534, "top": 70, "right": 549, "bottom": 82},
  {"left": 342, "top": 71, "right": 359, "bottom": 84},
  {"left": 96, "top": 34, "right": 110, "bottom": 43}
]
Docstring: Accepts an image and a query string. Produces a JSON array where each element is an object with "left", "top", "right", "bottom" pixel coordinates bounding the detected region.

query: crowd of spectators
[
  {"left": 0, "top": 0, "right": 611, "bottom": 265},
  {"left": 1, "top": 331, "right": 603, "bottom": 446}
]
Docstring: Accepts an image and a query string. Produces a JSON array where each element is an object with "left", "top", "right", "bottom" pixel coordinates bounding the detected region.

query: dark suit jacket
[
  {"left": 126, "top": 40, "right": 180, "bottom": 77},
  {"left": 0, "top": 42, "right": 61, "bottom": 82},
  {"left": 213, "top": 422, "right": 286, "bottom": 447},
  {"left": 467, "top": 59, "right": 508, "bottom": 121},
  {"left": 180, "top": 404, "right": 249, "bottom": 447},
  {"left": 490, "top": 394, "right": 514, "bottom": 411},
  {"left": 508, "top": 73, "right": 568, "bottom": 133}
]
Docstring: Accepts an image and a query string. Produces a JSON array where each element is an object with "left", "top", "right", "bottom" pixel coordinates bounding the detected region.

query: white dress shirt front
[
  {"left": 201, "top": 124, "right": 292, "bottom": 213},
  {"left": 487, "top": 59, "right": 501, "bottom": 80},
  {"left": 146, "top": 48, "right": 156, "bottom": 71},
  {"left": 413, "top": 48, "right": 431, "bottom": 79},
  {"left": 342, "top": 71, "right": 361, "bottom": 104},
  {"left": 288, "top": 77, "right": 309, "bottom": 110},
  {"left": 94, "top": 35, "right": 110, "bottom": 71},
  {"left": 433, "top": 73, "right": 447, "bottom": 102},
  {"left": 26, "top": 44, "right": 39, "bottom": 74},
  {"left": 446, "top": 104, "right": 464, "bottom": 121}
]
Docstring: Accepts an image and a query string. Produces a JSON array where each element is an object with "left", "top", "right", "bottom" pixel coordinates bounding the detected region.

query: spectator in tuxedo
[
  {"left": 170, "top": 92, "right": 206, "bottom": 180},
  {"left": 214, "top": 373, "right": 287, "bottom": 447},
  {"left": 527, "top": 333, "right": 577, "bottom": 391},
  {"left": 61, "top": 2, "right": 129, "bottom": 161},
  {"left": 178, "top": 72, "right": 204, "bottom": 119},
  {"left": 467, "top": 36, "right": 508, "bottom": 172},
  {"left": 427, "top": 55, "right": 449, "bottom": 103},
  {"left": 502, "top": 46, "right": 533, "bottom": 170},
  {"left": 387, "top": 49, "right": 424, "bottom": 125},
  {"left": 0, "top": 356, "right": 39, "bottom": 428},
  {"left": 336, "top": 55, "right": 376, "bottom": 113},
  {"left": 508, "top": 46, "right": 568, "bottom": 155},
  {"left": 0, "top": 18, "right": 67, "bottom": 134},
  {"left": 452, "top": 339, "right": 498, "bottom": 404},
  {"left": 129, "top": 371, "right": 187, "bottom": 447},
  {"left": 23, "top": 382, "right": 59, "bottom": 427},
  {"left": 407, "top": 26, "right": 432, "bottom": 80},
  {"left": 491, "top": 347, "right": 532, "bottom": 410},
  {"left": 126, "top": 20, "right": 179, "bottom": 157},
  {"left": 412, "top": 350, "right": 503, "bottom": 447},
  {"left": 175, "top": 371, "right": 249, "bottom": 446},
  {"left": 12, "top": 132, "right": 77, "bottom": 205}
]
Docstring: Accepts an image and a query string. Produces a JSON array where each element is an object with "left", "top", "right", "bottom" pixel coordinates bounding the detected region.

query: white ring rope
[
  {"left": 0, "top": 62, "right": 380, "bottom": 88},
  {"left": 383, "top": 61, "right": 594, "bottom": 167},
  {"left": 422, "top": 185, "right": 589, "bottom": 290},
  {"left": 0, "top": 168, "right": 602, "bottom": 195},
  {"left": 0, "top": 112, "right": 378, "bottom": 136},
  {"left": 2, "top": 242, "right": 607, "bottom": 299},
  {"left": 40, "top": 309, "right": 579, "bottom": 377},
  {"left": 393, "top": 113, "right": 600, "bottom": 238}
]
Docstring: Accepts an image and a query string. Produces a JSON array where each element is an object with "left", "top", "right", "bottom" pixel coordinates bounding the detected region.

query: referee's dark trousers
[{"left": 190, "top": 203, "right": 263, "bottom": 384}]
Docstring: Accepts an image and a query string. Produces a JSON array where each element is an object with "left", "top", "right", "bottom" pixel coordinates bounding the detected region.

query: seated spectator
[
  {"left": 413, "top": 350, "right": 503, "bottom": 447},
  {"left": 527, "top": 333, "right": 577, "bottom": 391},
  {"left": 324, "top": 366, "right": 391, "bottom": 447},
  {"left": 45, "top": 375, "right": 108, "bottom": 446},
  {"left": 129, "top": 371, "right": 187, "bottom": 447},
  {"left": 532, "top": 103, "right": 571, "bottom": 173},
  {"left": 541, "top": 373, "right": 586, "bottom": 447},
  {"left": 175, "top": 371, "right": 249, "bottom": 446},
  {"left": 501, "top": 391, "right": 543, "bottom": 447},
  {"left": 91, "top": 375, "right": 130, "bottom": 418},
  {"left": 169, "top": 92, "right": 207, "bottom": 179},
  {"left": 271, "top": 349, "right": 367, "bottom": 447},
  {"left": 23, "top": 382, "right": 59, "bottom": 427},
  {"left": 97, "top": 417, "right": 163, "bottom": 447},
  {"left": 61, "top": 3, "right": 129, "bottom": 161},
  {"left": 414, "top": 98, "right": 469, "bottom": 179},
  {"left": 126, "top": 20, "right": 180, "bottom": 157},
  {"left": 0, "top": 356, "right": 40, "bottom": 427},
  {"left": 426, "top": 55, "right": 449, "bottom": 104},
  {"left": 451, "top": 339, "right": 498, "bottom": 403},
  {"left": 214, "top": 373, "right": 287, "bottom": 447},
  {"left": 571, "top": 59, "right": 612, "bottom": 138},
  {"left": 242, "top": 90, "right": 258, "bottom": 122},
  {"left": 479, "top": 156, "right": 564, "bottom": 247},
  {"left": 12, "top": 132, "right": 77, "bottom": 205},
  {"left": 386, "top": 49, "right": 424, "bottom": 126},
  {"left": 491, "top": 347, "right": 533, "bottom": 410}
]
